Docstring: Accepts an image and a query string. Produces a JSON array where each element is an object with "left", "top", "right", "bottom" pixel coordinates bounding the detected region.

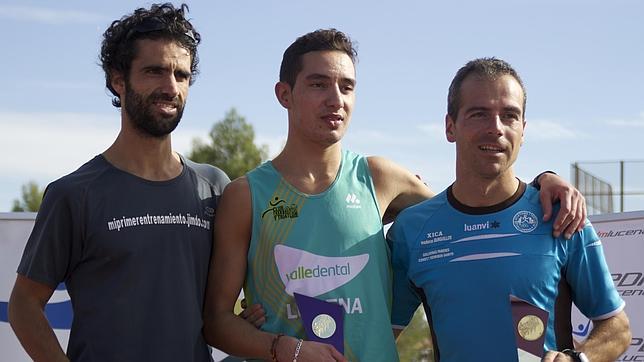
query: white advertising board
[
  {"left": 3, "top": 211, "right": 643, "bottom": 360},
  {"left": 572, "top": 211, "right": 644, "bottom": 361}
]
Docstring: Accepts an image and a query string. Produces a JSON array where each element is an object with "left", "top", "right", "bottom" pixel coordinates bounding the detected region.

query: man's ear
[
  {"left": 445, "top": 114, "right": 456, "bottom": 143},
  {"left": 110, "top": 70, "right": 126, "bottom": 98},
  {"left": 275, "top": 81, "right": 292, "bottom": 109}
]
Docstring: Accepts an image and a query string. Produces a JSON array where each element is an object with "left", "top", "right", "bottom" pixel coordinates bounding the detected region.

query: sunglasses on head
[{"left": 126, "top": 16, "right": 196, "bottom": 43}]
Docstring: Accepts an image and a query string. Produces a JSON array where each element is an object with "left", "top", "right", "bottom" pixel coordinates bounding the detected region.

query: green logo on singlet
[{"left": 262, "top": 196, "right": 299, "bottom": 220}]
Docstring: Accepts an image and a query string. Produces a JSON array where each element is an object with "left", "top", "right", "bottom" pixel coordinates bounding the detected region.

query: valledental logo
[
  {"left": 345, "top": 193, "right": 361, "bottom": 209},
  {"left": 262, "top": 196, "right": 299, "bottom": 220},
  {"left": 285, "top": 263, "right": 352, "bottom": 282},
  {"left": 274, "top": 244, "right": 369, "bottom": 297},
  {"left": 463, "top": 220, "right": 500, "bottom": 232},
  {"left": 513, "top": 211, "right": 538, "bottom": 233}
]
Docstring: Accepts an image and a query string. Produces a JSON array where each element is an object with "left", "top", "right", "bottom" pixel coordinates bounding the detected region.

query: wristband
[
  {"left": 531, "top": 170, "right": 557, "bottom": 190},
  {"left": 270, "top": 333, "right": 284, "bottom": 362},
  {"left": 292, "top": 338, "right": 303, "bottom": 362},
  {"left": 562, "top": 349, "right": 589, "bottom": 362}
]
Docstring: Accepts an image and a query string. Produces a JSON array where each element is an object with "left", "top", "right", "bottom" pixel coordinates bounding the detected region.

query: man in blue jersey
[
  {"left": 389, "top": 58, "right": 631, "bottom": 361},
  {"left": 203, "top": 31, "right": 589, "bottom": 361}
]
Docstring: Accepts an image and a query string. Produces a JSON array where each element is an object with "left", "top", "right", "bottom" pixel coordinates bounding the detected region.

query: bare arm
[
  {"left": 536, "top": 172, "right": 587, "bottom": 239},
  {"left": 367, "top": 156, "right": 435, "bottom": 222},
  {"left": 8, "top": 275, "right": 69, "bottom": 362},
  {"left": 202, "top": 178, "right": 346, "bottom": 361},
  {"left": 543, "top": 311, "right": 631, "bottom": 362}
]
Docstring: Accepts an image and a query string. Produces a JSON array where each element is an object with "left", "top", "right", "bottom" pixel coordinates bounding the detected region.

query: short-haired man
[
  {"left": 389, "top": 58, "right": 631, "bottom": 361},
  {"left": 203, "top": 31, "right": 587, "bottom": 361},
  {"left": 8, "top": 4, "right": 228, "bottom": 361}
]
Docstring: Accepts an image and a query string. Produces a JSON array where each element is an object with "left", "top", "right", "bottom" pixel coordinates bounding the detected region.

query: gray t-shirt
[{"left": 17, "top": 154, "right": 229, "bottom": 362}]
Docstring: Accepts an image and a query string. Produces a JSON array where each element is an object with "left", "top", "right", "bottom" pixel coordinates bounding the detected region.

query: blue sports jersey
[{"left": 388, "top": 182, "right": 624, "bottom": 362}]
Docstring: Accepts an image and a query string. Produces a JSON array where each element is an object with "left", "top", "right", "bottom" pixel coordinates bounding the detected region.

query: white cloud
[
  {"left": 0, "top": 110, "right": 210, "bottom": 177},
  {"left": 523, "top": 120, "right": 581, "bottom": 141},
  {"left": 20, "top": 80, "right": 96, "bottom": 91},
  {"left": 604, "top": 119, "right": 644, "bottom": 128},
  {"left": 0, "top": 5, "right": 104, "bottom": 25},
  {"left": 417, "top": 122, "right": 445, "bottom": 141}
]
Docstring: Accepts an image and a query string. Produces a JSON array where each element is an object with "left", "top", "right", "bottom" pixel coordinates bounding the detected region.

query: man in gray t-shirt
[{"left": 8, "top": 4, "right": 229, "bottom": 361}]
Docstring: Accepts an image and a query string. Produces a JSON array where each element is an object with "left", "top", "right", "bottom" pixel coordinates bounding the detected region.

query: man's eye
[
  {"left": 503, "top": 113, "right": 520, "bottom": 122},
  {"left": 471, "top": 112, "right": 486, "bottom": 118},
  {"left": 176, "top": 73, "right": 190, "bottom": 82}
]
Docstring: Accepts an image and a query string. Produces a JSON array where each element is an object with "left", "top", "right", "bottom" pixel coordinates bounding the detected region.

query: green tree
[
  {"left": 189, "top": 108, "right": 269, "bottom": 180},
  {"left": 396, "top": 306, "right": 434, "bottom": 362},
  {"left": 12, "top": 181, "right": 44, "bottom": 212}
]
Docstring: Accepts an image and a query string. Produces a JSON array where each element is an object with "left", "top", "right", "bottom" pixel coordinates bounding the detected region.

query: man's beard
[{"left": 123, "top": 82, "right": 185, "bottom": 138}]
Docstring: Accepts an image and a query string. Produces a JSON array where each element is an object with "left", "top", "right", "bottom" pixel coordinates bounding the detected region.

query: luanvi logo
[
  {"left": 463, "top": 220, "right": 500, "bottom": 232},
  {"left": 262, "top": 196, "right": 299, "bottom": 220},
  {"left": 274, "top": 244, "right": 369, "bottom": 297}
]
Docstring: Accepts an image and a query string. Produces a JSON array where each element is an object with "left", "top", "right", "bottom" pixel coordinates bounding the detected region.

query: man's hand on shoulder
[{"left": 537, "top": 172, "right": 586, "bottom": 239}]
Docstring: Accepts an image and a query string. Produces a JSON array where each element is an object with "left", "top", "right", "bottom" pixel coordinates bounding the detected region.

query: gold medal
[
  {"left": 311, "top": 313, "right": 336, "bottom": 339},
  {"left": 517, "top": 315, "right": 545, "bottom": 341}
]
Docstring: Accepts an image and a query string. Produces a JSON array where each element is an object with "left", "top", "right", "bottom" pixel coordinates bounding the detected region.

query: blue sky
[{"left": 1, "top": 0, "right": 643, "bottom": 212}]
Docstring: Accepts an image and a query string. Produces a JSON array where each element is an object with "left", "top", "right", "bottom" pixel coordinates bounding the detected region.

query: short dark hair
[
  {"left": 447, "top": 57, "right": 527, "bottom": 120},
  {"left": 279, "top": 29, "right": 357, "bottom": 88},
  {"left": 99, "top": 3, "right": 201, "bottom": 107}
]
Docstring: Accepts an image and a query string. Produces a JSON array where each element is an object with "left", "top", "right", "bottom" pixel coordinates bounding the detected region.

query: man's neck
[
  {"left": 102, "top": 120, "right": 182, "bottom": 181},
  {"left": 271, "top": 139, "right": 343, "bottom": 195},
  {"left": 451, "top": 171, "right": 519, "bottom": 208}
]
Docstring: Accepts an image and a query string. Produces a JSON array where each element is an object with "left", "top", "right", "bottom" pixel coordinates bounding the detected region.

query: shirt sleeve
[
  {"left": 388, "top": 220, "right": 422, "bottom": 328},
  {"left": 565, "top": 220, "right": 625, "bottom": 320},
  {"left": 17, "top": 180, "right": 84, "bottom": 289}
]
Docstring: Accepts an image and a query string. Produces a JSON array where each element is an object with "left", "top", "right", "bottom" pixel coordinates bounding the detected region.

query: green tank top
[{"left": 245, "top": 150, "right": 398, "bottom": 361}]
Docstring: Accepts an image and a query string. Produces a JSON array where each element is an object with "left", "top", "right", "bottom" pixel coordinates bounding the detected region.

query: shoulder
[
  {"left": 366, "top": 155, "right": 399, "bottom": 174},
  {"left": 367, "top": 156, "right": 416, "bottom": 187},
  {"left": 224, "top": 176, "right": 250, "bottom": 194},
  {"left": 219, "top": 176, "right": 251, "bottom": 210},
  {"left": 397, "top": 190, "right": 447, "bottom": 224},
  {"left": 182, "top": 156, "right": 231, "bottom": 193},
  {"left": 44, "top": 156, "right": 111, "bottom": 203}
]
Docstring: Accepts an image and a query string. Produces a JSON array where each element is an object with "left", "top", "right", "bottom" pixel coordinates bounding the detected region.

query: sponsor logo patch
[
  {"left": 513, "top": 211, "right": 538, "bottom": 233},
  {"left": 274, "top": 244, "right": 369, "bottom": 297}
]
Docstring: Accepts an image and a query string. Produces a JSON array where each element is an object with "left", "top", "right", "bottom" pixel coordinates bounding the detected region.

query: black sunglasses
[{"left": 126, "top": 16, "right": 196, "bottom": 43}]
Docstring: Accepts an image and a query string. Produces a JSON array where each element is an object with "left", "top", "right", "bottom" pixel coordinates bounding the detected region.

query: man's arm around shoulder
[{"left": 367, "top": 156, "right": 435, "bottom": 223}]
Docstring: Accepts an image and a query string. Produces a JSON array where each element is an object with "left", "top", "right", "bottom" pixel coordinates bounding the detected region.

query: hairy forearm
[
  {"left": 579, "top": 312, "right": 631, "bottom": 362},
  {"left": 204, "top": 311, "right": 276, "bottom": 360},
  {"left": 8, "top": 298, "right": 68, "bottom": 362}
]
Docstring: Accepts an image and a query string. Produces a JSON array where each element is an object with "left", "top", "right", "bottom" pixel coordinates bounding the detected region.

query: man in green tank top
[{"left": 203, "top": 29, "right": 587, "bottom": 361}]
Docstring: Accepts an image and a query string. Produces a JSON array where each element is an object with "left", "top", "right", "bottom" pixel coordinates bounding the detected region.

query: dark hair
[
  {"left": 447, "top": 57, "right": 527, "bottom": 120},
  {"left": 99, "top": 3, "right": 201, "bottom": 107},
  {"left": 279, "top": 29, "right": 357, "bottom": 88}
]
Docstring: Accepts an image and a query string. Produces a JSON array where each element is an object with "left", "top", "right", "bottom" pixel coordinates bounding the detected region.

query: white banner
[
  {"left": 573, "top": 211, "right": 644, "bottom": 361},
  {"left": 3, "top": 211, "right": 643, "bottom": 361}
]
